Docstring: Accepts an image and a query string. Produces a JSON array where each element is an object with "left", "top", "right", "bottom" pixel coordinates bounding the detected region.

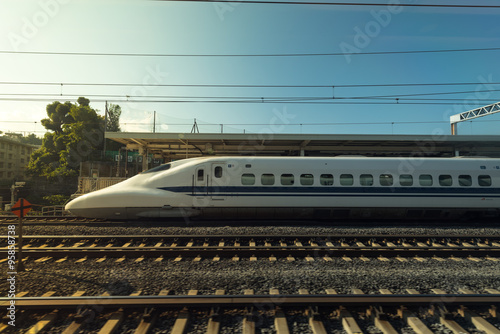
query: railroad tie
[
  {"left": 428, "top": 305, "right": 469, "bottom": 334},
  {"left": 307, "top": 307, "right": 327, "bottom": 334},
  {"left": 485, "top": 288, "right": 500, "bottom": 294},
  {"left": 458, "top": 306, "right": 500, "bottom": 334},
  {"left": 41, "top": 291, "right": 56, "bottom": 297},
  {"left": 158, "top": 289, "right": 170, "bottom": 296},
  {"left": 431, "top": 288, "right": 447, "bottom": 295},
  {"left": 242, "top": 290, "right": 256, "bottom": 334},
  {"left": 24, "top": 291, "right": 59, "bottom": 334},
  {"left": 97, "top": 304, "right": 128, "bottom": 334},
  {"left": 337, "top": 307, "right": 363, "bottom": 334},
  {"left": 210, "top": 292, "right": 225, "bottom": 331},
  {"left": 367, "top": 306, "right": 397, "bottom": 334},
  {"left": 26, "top": 310, "right": 59, "bottom": 334},
  {"left": 458, "top": 288, "right": 476, "bottom": 294},
  {"left": 61, "top": 308, "right": 93, "bottom": 334},
  {"left": 134, "top": 308, "right": 158, "bottom": 334},
  {"left": 242, "top": 313, "right": 256, "bottom": 334},
  {"left": 398, "top": 307, "right": 433, "bottom": 334},
  {"left": 171, "top": 307, "right": 190, "bottom": 334},
  {"left": 274, "top": 308, "right": 290, "bottom": 334},
  {"left": 405, "top": 289, "right": 420, "bottom": 295},
  {"left": 206, "top": 307, "right": 221, "bottom": 334}
]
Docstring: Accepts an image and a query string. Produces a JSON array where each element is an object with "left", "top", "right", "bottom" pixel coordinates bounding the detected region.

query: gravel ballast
[
  {"left": 2, "top": 224, "right": 499, "bottom": 297},
  {"left": 2, "top": 256, "right": 499, "bottom": 297}
]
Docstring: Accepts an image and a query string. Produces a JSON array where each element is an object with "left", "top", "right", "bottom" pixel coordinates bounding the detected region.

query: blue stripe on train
[{"left": 157, "top": 186, "right": 500, "bottom": 197}]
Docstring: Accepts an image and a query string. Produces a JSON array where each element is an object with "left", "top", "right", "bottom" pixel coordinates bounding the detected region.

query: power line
[
  {"left": 4, "top": 119, "right": 500, "bottom": 128},
  {"left": 1, "top": 47, "right": 499, "bottom": 58},
  {"left": 156, "top": 0, "right": 500, "bottom": 9},
  {"left": 1, "top": 96, "right": 498, "bottom": 105},
  {"left": 1, "top": 81, "right": 499, "bottom": 89},
  {"left": 0, "top": 90, "right": 498, "bottom": 101}
]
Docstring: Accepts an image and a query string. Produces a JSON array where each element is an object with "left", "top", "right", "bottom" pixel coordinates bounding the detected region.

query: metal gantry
[{"left": 450, "top": 101, "right": 500, "bottom": 135}]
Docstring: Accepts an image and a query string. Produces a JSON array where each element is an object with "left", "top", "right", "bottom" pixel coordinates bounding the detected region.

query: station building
[{"left": 106, "top": 132, "right": 500, "bottom": 162}]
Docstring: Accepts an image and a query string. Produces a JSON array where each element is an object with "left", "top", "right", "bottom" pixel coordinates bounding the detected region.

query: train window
[
  {"left": 245, "top": 164, "right": 252, "bottom": 168},
  {"left": 300, "top": 174, "right": 314, "bottom": 185},
  {"left": 439, "top": 175, "right": 453, "bottom": 187},
  {"left": 399, "top": 175, "right": 413, "bottom": 186},
  {"left": 459, "top": 175, "right": 472, "bottom": 187},
  {"left": 419, "top": 174, "right": 433, "bottom": 186},
  {"left": 241, "top": 173, "right": 255, "bottom": 185},
  {"left": 261, "top": 174, "right": 275, "bottom": 185},
  {"left": 340, "top": 174, "right": 354, "bottom": 186},
  {"left": 197, "top": 169, "right": 204, "bottom": 181},
  {"left": 360, "top": 174, "right": 373, "bottom": 186},
  {"left": 143, "top": 163, "right": 171, "bottom": 174},
  {"left": 281, "top": 174, "right": 294, "bottom": 185},
  {"left": 320, "top": 174, "right": 333, "bottom": 186},
  {"left": 380, "top": 174, "right": 393, "bottom": 186},
  {"left": 478, "top": 175, "right": 492, "bottom": 187},
  {"left": 214, "top": 166, "right": 223, "bottom": 178}
]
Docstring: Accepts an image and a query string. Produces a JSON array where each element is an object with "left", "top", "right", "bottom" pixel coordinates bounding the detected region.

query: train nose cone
[
  {"left": 65, "top": 191, "right": 126, "bottom": 219},
  {"left": 65, "top": 195, "right": 89, "bottom": 217}
]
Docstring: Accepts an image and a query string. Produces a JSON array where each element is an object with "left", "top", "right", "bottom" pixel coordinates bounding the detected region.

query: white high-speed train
[{"left": 65, "top": 156, "right": 500, "bottom": 220}]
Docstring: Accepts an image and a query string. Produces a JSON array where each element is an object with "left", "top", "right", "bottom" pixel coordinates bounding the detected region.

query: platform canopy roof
[{"left": 105, "top": 132, "right": 500, "bottom": 160}]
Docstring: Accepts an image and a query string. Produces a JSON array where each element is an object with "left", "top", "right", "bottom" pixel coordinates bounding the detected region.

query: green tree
[
  {"left": 27, "top": 97, "right": 104, "bottom": 180},
  {"left": 106, "top": 103, "right": 122, "bottom": 132},
  {"left": 19, "top": 133, "right": 42, "bottom": 145}
]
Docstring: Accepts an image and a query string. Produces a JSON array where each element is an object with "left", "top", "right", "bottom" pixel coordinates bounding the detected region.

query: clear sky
[{"left": 1, "top": 0, "right": 500, "bottom": 137}]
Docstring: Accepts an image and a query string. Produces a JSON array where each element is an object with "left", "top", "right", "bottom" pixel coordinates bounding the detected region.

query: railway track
[
  {"left": 2, "top": 289, "right": 499, "bottom": 334},
  {"left": 1, "top": 216, "right": 500, "bottom": 227},
  {"left": 1, "top": 234, "right": 500, "bottom": 262},
  {"left": 0, "top": 216, "right": 105, "bottom": 225}
]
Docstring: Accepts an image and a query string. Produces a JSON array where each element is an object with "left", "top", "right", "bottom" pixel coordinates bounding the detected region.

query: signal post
[{"left": 11, "top": 198, "right": 32, "bottom": 272}]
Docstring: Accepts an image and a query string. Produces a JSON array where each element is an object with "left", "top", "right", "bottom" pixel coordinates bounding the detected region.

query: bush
[{"left": 42, "top": 195, "right": 70, "bottom": 206}]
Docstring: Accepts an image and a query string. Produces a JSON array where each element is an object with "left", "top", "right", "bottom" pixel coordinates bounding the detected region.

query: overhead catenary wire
[
  {"left": 1, "top": 47, "right": 500, "bottom": 58},
  {"left": 0, "top": 93, "right": 499, "bottom": 103},
  {"left": 155, "top": 0, "right": 500, "bottom": 9},
  {"left": 1, "top": 81, "right": 500, "bottom": 88},
  {"left": 0, "top": 96, "right": 498, "bottom": 105}
]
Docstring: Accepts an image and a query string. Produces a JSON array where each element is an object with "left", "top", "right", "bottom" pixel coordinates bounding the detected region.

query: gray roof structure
[{"left": 106, "top": 132, "right": 500, "bottom": 160}]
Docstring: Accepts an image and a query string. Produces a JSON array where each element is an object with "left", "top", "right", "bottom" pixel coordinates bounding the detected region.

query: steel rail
[
  {"left": 1, "top": 246, "right": 498, "bottom": 258},
  {"left": 2, "top": 294, "right": 499, "bottom": 309},
  {"left": 1, "top": 234, "right": 498, "bottom": 241}
]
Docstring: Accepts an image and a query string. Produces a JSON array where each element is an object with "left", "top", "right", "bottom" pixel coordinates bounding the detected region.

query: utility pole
[
  {"left": 153, "top": 111, "right": 156, "bottom": 133},
  {"left": 191, "top": 118, "right": 199, "bottom": 133},
  {"left": 104, "top": 101, "right": 108, "bottom": 158}
]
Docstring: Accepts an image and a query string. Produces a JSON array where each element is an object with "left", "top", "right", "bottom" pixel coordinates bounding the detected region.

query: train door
[
  {"left": 194, "top": 165, "right": 207, "bottom": 198},
  {"left": 210, "top": 163, "right": 228, "bottom": 200}
]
